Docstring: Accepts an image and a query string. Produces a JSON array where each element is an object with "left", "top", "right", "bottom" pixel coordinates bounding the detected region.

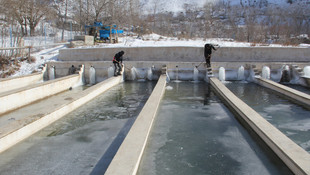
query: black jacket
[
  {"left": 113, "top": 51, "right": 124, "bottom": 63},
  {"left": 204, "top": 44, "right": 216, "bottom": 57}
]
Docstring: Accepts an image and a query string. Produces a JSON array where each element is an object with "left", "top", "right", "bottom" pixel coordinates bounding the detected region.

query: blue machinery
[{"left": 85, "top": 22, "right": 124, "bottom": 43}]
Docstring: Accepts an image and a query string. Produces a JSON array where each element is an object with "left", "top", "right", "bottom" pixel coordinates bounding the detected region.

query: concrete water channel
[
  {"left": 0, "top": 81, "right": 156, "bottom": 174},
  {"left": 137, "top": 82, "right": 292, "bottom": 175},
  {"left": 225, "top": 82, "right": 310, "bottom": 153},
  {"left": 1, "top": 46, "right": 310, "bottom": 174}
]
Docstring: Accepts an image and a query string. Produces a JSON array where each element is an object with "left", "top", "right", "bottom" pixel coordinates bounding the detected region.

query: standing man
[
  {"left": 113, "top": 51, "right": 125, "bottom": 76},
  {"left": 204, "top": 44, "right": 217, "bottom": 67}
]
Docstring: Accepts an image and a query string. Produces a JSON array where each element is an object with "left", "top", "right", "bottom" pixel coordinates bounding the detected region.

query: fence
[
  {"left": 0, "top": 28, "right": 77, "bottom": 57},
  {"left": 0, "top": 42, "right": 70, "bottom": 60}
]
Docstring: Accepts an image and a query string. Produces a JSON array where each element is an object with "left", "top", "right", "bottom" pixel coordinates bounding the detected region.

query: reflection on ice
[{"left": 278, "top": 119, "right": 310, "bottom": 131}]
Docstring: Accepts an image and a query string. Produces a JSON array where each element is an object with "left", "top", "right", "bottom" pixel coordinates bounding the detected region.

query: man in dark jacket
[
  {"left": 113, "top": 51, "right": 125, "bottom": 76},
  {"left": 204, "top": 44, "right": 217, "bottom": 67}
]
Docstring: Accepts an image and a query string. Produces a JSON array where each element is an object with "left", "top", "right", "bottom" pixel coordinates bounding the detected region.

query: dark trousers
[
  {"left": 114, "top": 62, "right": 121, "bottom": 75},
  {"left": 205, "top": 54, "right": 211, "bottom": 67}
]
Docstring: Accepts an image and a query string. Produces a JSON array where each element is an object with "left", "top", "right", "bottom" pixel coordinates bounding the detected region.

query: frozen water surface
[
  {"left": 225, "top": 82, "right": 310, "bottom": 153},
  {"left": 137, "top": 82, "right": 291, "bottom": 175},
  {"left": 0, "top": 81, "right": 156, "bottom": 175}
]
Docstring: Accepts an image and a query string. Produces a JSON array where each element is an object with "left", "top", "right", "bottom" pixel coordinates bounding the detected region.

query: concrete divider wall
[
  {"left": 47, "top": 62, "right": 113, "bottom": 83},
  {"left": 210, "top": 77, "right": 310, "bottom": 175},
  {"left": 256, "top": 77, "right": 310, "bottom": 108},
  {"left": 0, "top": 75, "right": 124, "bottom": 154},
  {"left": 48, "top": 61, "right": 310, "bottom": 84},
  {"left": 0, "top": 72, "right": 44, "bottom": 94},
  {"left": 59, "top": 47, "right": 310, "bottom": 62},
  {"left": 105, "top": 75, "right": 167, "bottom": 175},
  {"left": 0, "top": 74, "right": 80, "bottom": 115}
]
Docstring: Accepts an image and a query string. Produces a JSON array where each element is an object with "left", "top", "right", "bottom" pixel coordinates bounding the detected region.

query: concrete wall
[
  {"left": 0, "top": 75, "right": 80, "bottom": 115},
  {"left": 59, "top": 47, "right": 310, "bottom": 62},
  {"left": 48, "top": 61, "right": 310, "bottom": 83},
  {"left": 0, "top": 72, "right": 43, "bottom": 94},
  {"left": 210, "top": 77, "right": 310, "bottom": 175},
  {"left": 73, "top": 35, "right": 94, "bottom": 46}
]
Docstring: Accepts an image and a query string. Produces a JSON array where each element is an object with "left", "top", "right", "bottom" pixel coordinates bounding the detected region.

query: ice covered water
[
  {"left": 0, "top": 81, "right": 157, "bottom": 175},
  {"left": 225, "top": 82, "right": 310, "bottom": 153},
  {"left": 137, "top": 82, "right": 291, "bottom": 175}
]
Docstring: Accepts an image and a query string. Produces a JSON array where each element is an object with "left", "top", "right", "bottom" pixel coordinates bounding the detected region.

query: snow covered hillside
[{"left": 140, "top": 0, "right": 305, "bottom": 12}]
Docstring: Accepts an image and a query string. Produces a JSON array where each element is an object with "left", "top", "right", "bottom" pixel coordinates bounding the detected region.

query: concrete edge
[
  {"left": 0, "top": 72, "right": 42, "bottom": 82},
  {"left": 0, "top": 74, "right": 78, "bottom": 97},
  {"left": 0, "top": 76, "right": 123, "bottom": 154},
  {"left": 0, "top": 72, "right": 43, "bottom": 94},
  {"left": 255, "top": 77, "right": 310, "bottom": 108},
  {"left": 0, "top": 74, "right": 80, "bottom": 115},
  {"left": 105, "top": 75, "right": 167, "bottom": 175},
  {"left": 210, "top": 77, "right": 310, "bottom": 175}
]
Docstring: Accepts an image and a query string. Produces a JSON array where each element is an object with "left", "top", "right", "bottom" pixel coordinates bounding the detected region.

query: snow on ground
[
  {"left": 80, "top": 33, "right": 310, "bottom": 48},
  {"left": 11, "top": 45, "right": 65, "bottom": 77},
  {"left": 10, "top": 33, "right": 310, "bottom": 77}
]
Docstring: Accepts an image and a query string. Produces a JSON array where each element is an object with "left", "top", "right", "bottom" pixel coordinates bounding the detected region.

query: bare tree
[{"left": 24, "top": 0, "right": 51, "bottom": 36}]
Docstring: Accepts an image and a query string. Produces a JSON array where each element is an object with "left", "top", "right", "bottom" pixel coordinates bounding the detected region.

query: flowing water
[
  {"left": 262, "top": 66, "right": 271, "bottom": 79},
  {"left": 137, "top": 82, "right": 291, "bottom": 175},
  {"left": 48, "top": 66, "right": 55, "bottom": 80},
  {"left": 237, "top": 66, "right": 245, "bottom": 80},
  {"left": 304, "top": 66, "right": 310, "bottom": 77},
  {"left": 89, "top": 66, "right": 96, "bottom": 85},
  {"left": 225, "top": 82, "right": 310, "bottom": 153},
  {"left": 193, "top": 67, "right": 199, "bottom": 82},
  {"left": 219, "top": 67, "right": 226, "bottom": 81}
]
